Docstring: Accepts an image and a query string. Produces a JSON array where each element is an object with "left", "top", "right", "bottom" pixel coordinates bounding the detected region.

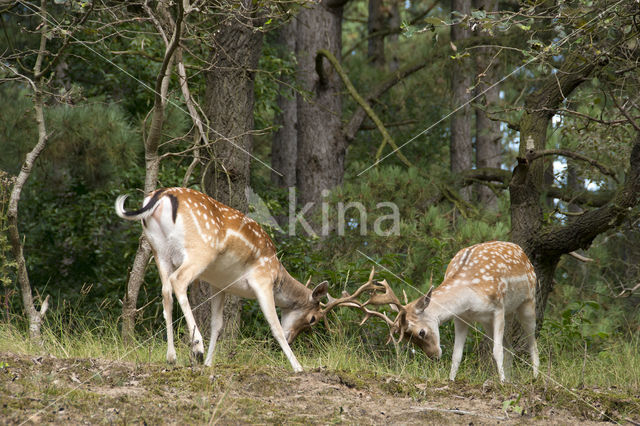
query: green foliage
[
  {"left": 503, "top": 393, "right": 524, "bottom": 416},
  {"left": 543, "top": 299, "right": 611, "bottom": 351},
  {"left": 314, "top": 166, "right": 510, "bottom": 299},
  {"left": 0, "top": 85, "right": 140, "bottom": 192}
]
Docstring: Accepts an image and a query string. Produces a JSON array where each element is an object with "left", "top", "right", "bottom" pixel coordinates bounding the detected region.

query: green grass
[
  {"left": 1, "top": 313, "right": 639, "bottom": 393},
  {"left": 1, "top": 312, "right": 639, "bottom": 403}
]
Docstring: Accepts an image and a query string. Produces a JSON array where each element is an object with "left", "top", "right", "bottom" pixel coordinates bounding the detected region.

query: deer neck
[
  {"left": 274, "top": 265, "right": 311, "bottom": 310},
  {"left": 427, "top": 283, "right": 476, "bottom": 325}
]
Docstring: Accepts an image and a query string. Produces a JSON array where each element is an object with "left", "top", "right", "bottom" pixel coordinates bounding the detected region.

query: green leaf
[{"left": 424, "top": 17, "right": 444, "bottom": 26}]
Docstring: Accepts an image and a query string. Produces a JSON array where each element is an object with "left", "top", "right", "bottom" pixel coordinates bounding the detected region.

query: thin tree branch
[
  {"left": 359, "top": 118, "right": 417, "bottom": 130},
  {"left": 525, "top": 149, "right": 618, "bottom": 183},
  {"left": 568, "top": 251, "right": 594, "bottom": 262},
  {"left": 609, "top": 89, "right": 640, "bottom": 132}
]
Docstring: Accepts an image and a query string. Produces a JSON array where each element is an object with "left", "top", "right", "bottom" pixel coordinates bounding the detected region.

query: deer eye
[
  {"left": 309, "top": 315, "right": 317, "bottom": 325},
  {"left": 418, "top": 329, "right": 426, "bottom": 338}
]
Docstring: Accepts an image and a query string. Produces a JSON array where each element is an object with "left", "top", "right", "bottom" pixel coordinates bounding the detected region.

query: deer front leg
[
  {"left": 204, "top": 289, "right": 225, "bottom": 367},
  {"left": 250, "top": 276, "right": 303, "bottom": 373},
  {"left": 449, "top": 318, "right": 469, "bottom": 381},
  {"left": 170, "top": 264, "right": 205, "bottom": 362},
  {"left": 492, "top": 308, "right": 506, "bottom": 382}
]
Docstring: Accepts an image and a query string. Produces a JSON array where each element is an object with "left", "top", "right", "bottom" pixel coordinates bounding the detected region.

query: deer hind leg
[
  {"left": 204, "top": 289, "right": 225, "bottom": 367},
  {"left": 516, "top": 300, "right": 539, "bottom": 378},
  {"left": 156, "top": 257, "right": 177, "bottom": 363},
  {"left": 169, "top": 262, "right": 207, "bottom": 362},
  {"left": 249, "top": 274, "right": 303, "bottom": 373},
  {"left": 450, "top": 318, "right": 469, "bottom": 381},
  {"left": 492, "top": 308, "right": 506, "bottom": 382},
  {"left": 502, "top": 313, "right": 516, "bottom": 381}
]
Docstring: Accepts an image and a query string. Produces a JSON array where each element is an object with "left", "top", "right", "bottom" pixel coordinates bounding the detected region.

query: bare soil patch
[{"left": 0, "top": 352, "right": 635, "bottom": 424}]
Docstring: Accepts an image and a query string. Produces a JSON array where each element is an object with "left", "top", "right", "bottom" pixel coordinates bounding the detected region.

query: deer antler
[
  {"left": 364, "top": 279, "right": 403, "bottom": 312},
  {"left": 318, "top": 266, "right": 380, "bottom": 316},
  {"left": 324, "top": 273, "right": 409, "bottom": 344}
]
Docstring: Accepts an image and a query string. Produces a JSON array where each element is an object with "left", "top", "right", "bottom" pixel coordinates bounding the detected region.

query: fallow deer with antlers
[
  {"left": 339, "top": 241, "right": 540, "bottom": 382},
  {"left": 116, "top": 187, "right": 343, "bottom": 372}
]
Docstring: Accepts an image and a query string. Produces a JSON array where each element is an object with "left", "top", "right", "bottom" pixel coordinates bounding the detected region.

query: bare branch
[
  {"left": 525, "top": 149, "right": 619, "bottom": 183},
  {"left": 610, "top": 89, "right": 640, "bottom": 132},
  {"left": 568, "top": 251, "right": 594, "bottom": 262},
  {"left": 617, "top": 282, "right": 640, "bottom": 297}
]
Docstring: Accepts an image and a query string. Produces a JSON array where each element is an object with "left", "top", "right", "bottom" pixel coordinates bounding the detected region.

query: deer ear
[
  {"left": 311, "top": 281, "right": 329, "bottom": 302},
  {"left": 415, "top": 286, "right": 433, "bottom": 313}
]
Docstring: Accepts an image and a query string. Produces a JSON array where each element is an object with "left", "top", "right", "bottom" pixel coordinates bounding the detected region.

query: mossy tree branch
[{"left": 316, "top": 48, "right": 413, "bottom": 168}]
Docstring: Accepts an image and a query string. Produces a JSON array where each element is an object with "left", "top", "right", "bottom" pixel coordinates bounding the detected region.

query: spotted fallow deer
[
  {"left": 342, "top": 241, "right": 540, "bottom": 382},
  {"left": 115, "top": 187, "right": 333, "bottom": 372}
]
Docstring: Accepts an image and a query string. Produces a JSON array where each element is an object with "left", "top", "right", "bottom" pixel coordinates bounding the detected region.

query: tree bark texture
[
  {"left": 388, "top": 0, "right": 401, "bottom": 71},
  {"left": 367, "top": 0, "right": 386, "bottom": 68},
  {"left": 473, "top": 0, "right": 500, "bottom": 208},
  {"left": 271, "top": 19, "right": 297, "bottom": 188},
  {"left": 296, "top": 1, "right": 345, "bottom": 206},
  {"left": 201, "top": 9, "right": 264, "bottom": 340},
  {"left": 450, "top": 0, "right": 473, "bottom": 201}
]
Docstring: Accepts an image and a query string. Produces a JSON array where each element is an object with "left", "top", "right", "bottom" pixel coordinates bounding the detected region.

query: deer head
[
  {"left": 398, "top": 287, "right": 441, "bottom": 359},
  {"left": 331, "top": 271, "right": 442, "bottom": 358},
  {"left": 281, "top": 278, "right": 329, "bottom": 344}
]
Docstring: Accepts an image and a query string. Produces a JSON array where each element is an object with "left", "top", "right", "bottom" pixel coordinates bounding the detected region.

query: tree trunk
[
  {"left": 450, "top": 0, "right": 473, "bottom": 201},
  {"left": 367, "top": 0, "right": 385, "bottom": 68},
  {"left": 271, "top": 19, "right": 297, "bottom": 188},
  {"left": 296, "top": 1, "right": 346, "bottom": 206},
  {"left": 200, "top": 8, "right": 264, "bottom": 340},
  {"left": 6, "top": 1, "right": 54, "bottom": 341},
  {"left": 121, "top": 238, "right": 152, "bottom": 343},
  {"left": 388, "top": 0, "right": 401, "bottom": 72},
  {"left": 7, "top": 86, "right": 50, "bottom": 341},
  {"left": 473, "top": 0, "right": 500, "bottom": 209}
]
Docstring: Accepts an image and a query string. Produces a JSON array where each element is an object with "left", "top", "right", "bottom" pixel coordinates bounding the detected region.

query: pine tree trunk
[
  {"left": 296, "top": 1, "right": 346, "bottom": 206},
  {"left": 473, "top": 0, "right": 501, "bottom": 209},
  {"left": 367, "top": 0, "right": 385, "bottom": 68},
  {"left": 450, "top": 0, "right": 473, "bottom": 201},
  {"left": 388, "top": 0, "right": 401, "bottom": 72},
  {"left": 200, "top": 8, "right": 264, "bottom": 340}
]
